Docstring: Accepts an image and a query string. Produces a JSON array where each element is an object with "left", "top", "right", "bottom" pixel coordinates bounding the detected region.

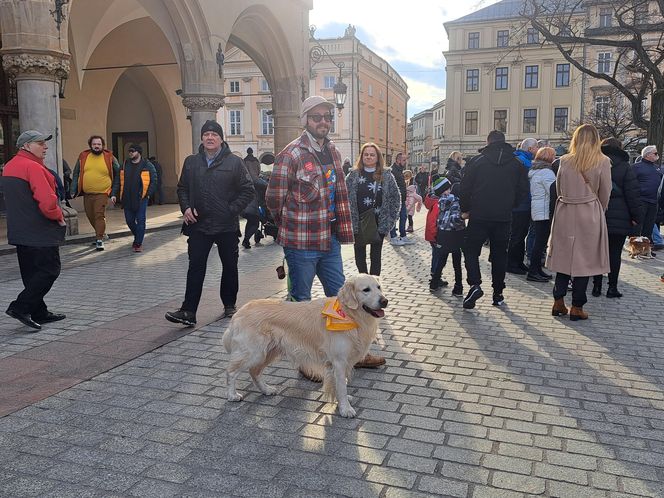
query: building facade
[
  {"left": 441, "top": 0, "right": 653, "bottom": 154},
  {"left": 220, "top": 26, "right": 409, "bottom": 167},
  {"left": 0, "top": 0, "right": 312, "bottom": 207},
  {"left": 409, "top": 109, "right": 433, "bottom": 170}
]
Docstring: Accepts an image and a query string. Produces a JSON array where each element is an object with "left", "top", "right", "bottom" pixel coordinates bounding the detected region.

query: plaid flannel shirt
[{"left": 266, "top": 132, "right": 354, "bottom": 250}]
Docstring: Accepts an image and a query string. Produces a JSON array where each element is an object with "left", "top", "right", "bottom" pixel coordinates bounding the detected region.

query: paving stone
[{"left": 417, "top": 476, "right": 468, "bottom": 497}]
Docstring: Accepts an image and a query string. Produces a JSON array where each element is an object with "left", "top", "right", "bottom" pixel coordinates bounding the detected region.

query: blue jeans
[
  {"left": 283, "top": 234, "right": 345, "bottom": 301},
  {"left": 390, "top": 204, "right": 408, "bottom": 238},
  {"left": 124, "top": 198, "right": 148, "bottom": 245},
  {"left": 653, "top": 225, "right": 663, "bottom": 245}
]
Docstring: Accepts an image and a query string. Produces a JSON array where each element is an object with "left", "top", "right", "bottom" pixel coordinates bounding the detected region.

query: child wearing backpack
[{"left": 432, "top": 177, "right": 465, "bottom": 295}]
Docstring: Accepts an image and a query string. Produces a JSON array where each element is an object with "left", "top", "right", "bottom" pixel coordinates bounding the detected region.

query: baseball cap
[
  {"left": 301, "top": 96, "right": 335, "bottom": 126},
  {"left": 16, "top": 130, "right": 52, "bottom": 148}
]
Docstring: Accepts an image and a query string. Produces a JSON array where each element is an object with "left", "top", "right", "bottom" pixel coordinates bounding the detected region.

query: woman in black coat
[{"left": 592, "top": 138, "right": 643, "bottom": 298}]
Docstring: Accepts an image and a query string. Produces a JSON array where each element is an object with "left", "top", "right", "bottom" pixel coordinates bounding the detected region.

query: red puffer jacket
[{"left": 423, "top": 194, "right": 439, "bottom": 243}]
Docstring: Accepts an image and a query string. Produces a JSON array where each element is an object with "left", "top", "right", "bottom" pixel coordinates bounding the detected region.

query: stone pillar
[
  {"left": 272, "top": 77, "right": 304, "bottom": 153},
  {"left": 1, "top": 51, "right": 69, "bottom": 177},
  {"left": 182, "top": 95, "right": 225, "bottom": 154}
]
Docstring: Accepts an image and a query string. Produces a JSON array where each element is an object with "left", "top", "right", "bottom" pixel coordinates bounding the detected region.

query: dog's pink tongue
[{"left": 374, "top": 309, "right": 385, "bottom": 318}]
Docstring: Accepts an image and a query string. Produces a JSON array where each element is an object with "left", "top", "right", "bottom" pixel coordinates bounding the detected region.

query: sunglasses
[{"left": 308, "top": 113, "right": 333, "bottom": 123}]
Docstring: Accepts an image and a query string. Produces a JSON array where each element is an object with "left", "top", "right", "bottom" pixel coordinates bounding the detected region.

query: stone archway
[
  {"left": 106, "top": 66, "right": 178, "bottom": 202},
  {"left": 227, "top": 4, "right": 305, "bottom": 151}
]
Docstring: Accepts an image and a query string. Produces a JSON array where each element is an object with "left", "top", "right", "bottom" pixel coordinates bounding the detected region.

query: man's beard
[{"left": 90, "top": 148, "right": 103, "bottom": 155}]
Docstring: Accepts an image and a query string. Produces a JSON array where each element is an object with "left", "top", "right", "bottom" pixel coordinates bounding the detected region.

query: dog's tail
[{"left": 222, "top": 320, "right": 236, "bottom": 353}]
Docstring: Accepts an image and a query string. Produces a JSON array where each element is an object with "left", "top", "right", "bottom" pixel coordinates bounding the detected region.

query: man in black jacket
[
  {"left": 165, "top": 120, "right": 254, "bottom": 326},
  {"left": 459, "top": 130, "right": 528, "bottom": 309}
]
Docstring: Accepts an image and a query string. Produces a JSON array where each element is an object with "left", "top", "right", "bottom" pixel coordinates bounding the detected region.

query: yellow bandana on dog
[{"left": 322, "top": 298, "right": 358, "bottom": 331}]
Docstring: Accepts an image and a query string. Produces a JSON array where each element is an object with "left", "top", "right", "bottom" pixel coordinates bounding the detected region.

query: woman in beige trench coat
[{"left": 547, "top": 124, "right": 611, "bottom": 321}]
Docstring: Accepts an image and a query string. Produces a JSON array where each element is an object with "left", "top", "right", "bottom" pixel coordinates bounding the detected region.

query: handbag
[{"left": 357, "top": 208, "right": 381, "bottom": 245}]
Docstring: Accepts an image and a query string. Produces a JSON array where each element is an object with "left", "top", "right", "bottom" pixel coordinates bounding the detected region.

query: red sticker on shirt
[{"left": 304, "top": 162, "right": 314, "bottom": 172}]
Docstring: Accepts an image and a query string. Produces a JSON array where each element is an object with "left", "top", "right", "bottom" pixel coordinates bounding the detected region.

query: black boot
[
  {"left": 606, "top": 285, "right": 623, "bottom": 298},
  {"left": 591, "top": 281, "right": 602, "bottom": 297}
]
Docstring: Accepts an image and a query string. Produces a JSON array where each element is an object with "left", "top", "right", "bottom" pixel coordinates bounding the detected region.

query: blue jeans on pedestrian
[
  {"left": 652, "top": 225, "right": 663, "bottom": 245},
  {"left": 124, "top": 198, "right": 148, "bottom": 245},
  {"left": 283, "top": 234, "right": 345, "bottom": 301},
  {"left": 390, "top": 204, "right": 408, "bottom": 238}
]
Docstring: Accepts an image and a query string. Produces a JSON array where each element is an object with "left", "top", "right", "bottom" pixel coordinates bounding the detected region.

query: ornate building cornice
[
  {"left": 182, "top": 95, "right": 225, "bottom": 111},
  {"left": 1, "top": 51, "right": 70, "bottom": 79}
]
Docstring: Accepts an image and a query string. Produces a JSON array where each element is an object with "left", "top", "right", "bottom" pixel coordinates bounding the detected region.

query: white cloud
[
  {"left": 310, "top": 0, "right": 498, "bottom": 118},
  {"left": 403, "top": 77, "right": 445, "bottom": 114}
]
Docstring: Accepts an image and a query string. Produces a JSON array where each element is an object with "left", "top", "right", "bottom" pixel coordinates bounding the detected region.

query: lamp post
[{"left": 309, "top": 26, "right": 348, "bottom": 115}]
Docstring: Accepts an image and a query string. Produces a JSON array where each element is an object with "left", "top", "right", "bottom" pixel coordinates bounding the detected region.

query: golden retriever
[
  {"left": 627, "top": 236, "right": 653, "bottom": 259},
  {"left": 222, "top": 274, "right": 388, "bottom": 418}
]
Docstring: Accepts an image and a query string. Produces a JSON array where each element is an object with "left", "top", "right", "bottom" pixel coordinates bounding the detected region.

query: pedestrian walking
[
  {"left": 404, "top": 169, "right": 422, "bottom": 233},
  {"left": 389, "top": 153, "right": 413, "bottom": 245},
  {"left": 633, "top": 145, "right": 662, "bottom": 246},
  {"left": 165, "top": 120, "right": 254, "bottom": 326},
  {"left": 71, "top": 135, "right": 120, "bottom": 251},
  {"left": 548, "top": 124, "right": 612, "bottom": 321},
  {"left": 459, "top": 130, "right": 529, "bottom": 309},
  {"left": 345, "top": 142, "right": 400, "bottom": 276},
  {"left": 430, "top": 177, "right": 464, "bottom": 294},
  {"left": 2, "top": 131, "right": 66, "bottom": 330},
  {"left": 110, "top": 144, "right": 157, "bottom": 252}
]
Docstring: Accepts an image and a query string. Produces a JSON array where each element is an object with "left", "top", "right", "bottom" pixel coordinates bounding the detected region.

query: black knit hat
[
  {"left": 128, "top": 143, "right": 143, "bottom": 155},
  {"left": 201, "top": 120, "right": 224, "bottom": 140}
]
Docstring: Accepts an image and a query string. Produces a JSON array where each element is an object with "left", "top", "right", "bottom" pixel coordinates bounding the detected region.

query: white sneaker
[
  {"left": 390, "top": 237, "right": 405, "bottom": 246},
  {"left": 401, "top": 237, "right": 416, "bottom": 245}
]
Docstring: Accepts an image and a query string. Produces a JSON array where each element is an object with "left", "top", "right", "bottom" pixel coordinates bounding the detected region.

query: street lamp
[{"left": 309, "top": 26, "right": 348, "bottom": 114}]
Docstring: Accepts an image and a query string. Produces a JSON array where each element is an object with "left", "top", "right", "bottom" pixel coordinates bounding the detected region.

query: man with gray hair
[
  {"left": 507, "top": 137, "right": 539, "bottom": 274},
  {"left": 2, "top": 131, "right": 67, "bottom": 330},
  {"left": 633, "top": 144, "right": 662, "bottom": 241}
]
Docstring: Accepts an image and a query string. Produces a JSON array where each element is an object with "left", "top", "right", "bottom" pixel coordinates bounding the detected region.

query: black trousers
[
  {"left": 9, "top": 245, "right": 61, "bottom": 316},
  {"left": 463, "top": 219, "right": 510, "bottom": 292},
  {"left": 431, "top": 244, "right": 463, "bottom": 285},
  {"left": 243, "top": 214, "right": 260, "bottom": 244},
  {"left": 640, "top": 203, "right": 658, "bottom": 239},
  {"left": 508, "top": 211, "right": 531, "bottom": 268},
  {"left": 593, "top": 233, "right": 627, "bottom": 287},
  {"left": 529, "top": 220, "right": 551, "bottom": 274},
  {"left": 553, "top": 273, "right": 589, "bottom": 307},
  {"left": 182, "top": 230, "right": 239, "bottom": 313},
  {"left": 354, "top": 238, "right": 384, "bottom": 276}
]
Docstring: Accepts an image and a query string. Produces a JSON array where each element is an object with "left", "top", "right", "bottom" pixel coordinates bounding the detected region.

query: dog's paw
[
  {"left": 338, "top": 404, "right": 357, "bottom": 418},
  {"left": 260, "top": 385, "right": 277, "bottom": 396},
  {"left": 227, "top": 392, "right": 244, "bottom": 402}
]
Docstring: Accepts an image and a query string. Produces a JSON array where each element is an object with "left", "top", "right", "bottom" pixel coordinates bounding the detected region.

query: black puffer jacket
[
  {"left": 177, "top": 143, "right": 255, "bottom": 235},
  {"left": 444, "top": 158, "right": 463, "bottom": 186},
  {"left": 459, "top": 141, "right": 528, "bottom": 222},
  {"left": 602, "top": 144, "right": 643, "bottom": 236}
]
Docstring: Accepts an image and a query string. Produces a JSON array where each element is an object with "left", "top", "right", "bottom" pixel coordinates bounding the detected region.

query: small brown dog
[{"left": 627, "top": 236, "right": 653, "bottom": 259}]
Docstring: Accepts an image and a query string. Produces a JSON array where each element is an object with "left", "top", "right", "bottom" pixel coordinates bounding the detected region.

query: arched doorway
[{"left": 0, "top": 39, "right": 19, "bottom": 213}]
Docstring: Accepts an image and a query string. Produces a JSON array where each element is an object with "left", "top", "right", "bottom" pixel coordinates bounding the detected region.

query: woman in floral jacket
[{"left": 345, "top": 143, "right": 401, "bottom": 275}]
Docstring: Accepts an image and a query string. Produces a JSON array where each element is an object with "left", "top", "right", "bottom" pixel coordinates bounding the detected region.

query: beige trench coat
[{"left": 546, "top": 155, "right": 612, "bottom": 276}]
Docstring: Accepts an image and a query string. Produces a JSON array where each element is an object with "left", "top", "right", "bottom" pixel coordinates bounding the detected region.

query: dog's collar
[{"left": 322, "top": 298, "right": 358, "bottom": 331}]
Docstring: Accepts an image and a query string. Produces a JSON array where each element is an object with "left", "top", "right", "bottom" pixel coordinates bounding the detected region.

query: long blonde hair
[
  {"left": 564, "top": 124, "right": 606, "bottom": 173},
  {"left": 354, "top": 142, "right": 384, "bottom": 182}
]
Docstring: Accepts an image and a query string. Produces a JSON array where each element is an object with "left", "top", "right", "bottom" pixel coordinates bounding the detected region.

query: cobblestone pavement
[{"left": 1, "top": 216, "right": 664, "bottom": 497}]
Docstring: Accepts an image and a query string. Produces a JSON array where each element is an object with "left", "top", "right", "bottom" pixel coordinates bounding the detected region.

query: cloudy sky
[{"left": 310, "top": 0, "right": 500, "bottom": 121}]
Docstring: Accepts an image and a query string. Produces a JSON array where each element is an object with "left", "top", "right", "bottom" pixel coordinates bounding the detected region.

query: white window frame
[
  {"left": 229, "top": 81, "right": 240, "bottom": 94},
  {"left": 260, "top": 109, "right": 273, "bottom": 135},
  {"left": 323, "top": 75, "right": 336, "bottom": 89},
  {"left": 229, "top": 110, "right": 242, "bottom": 135}
]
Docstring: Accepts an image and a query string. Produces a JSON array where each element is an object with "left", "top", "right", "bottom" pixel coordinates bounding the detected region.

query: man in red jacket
[{"left": 1, "top": 131, "right": 67, "bottom": 330}]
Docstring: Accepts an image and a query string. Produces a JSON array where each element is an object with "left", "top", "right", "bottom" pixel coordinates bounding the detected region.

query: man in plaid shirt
[{"left": 266, "top": 96, "right": 385, "bottom": 371}]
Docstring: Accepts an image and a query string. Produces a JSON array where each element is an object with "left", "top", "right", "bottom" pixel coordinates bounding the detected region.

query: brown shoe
[
  {"left": 298, "top": 366, "right": 323, "bottom": 383},
  {"left": 354, "top": 353, "right": 386, "bottom": 369},
  {"left": 551, "top": 298, "right": 568, "bottom": 317},
  {"left": 570, "top": 306, "right": 588, "bottom": 321}
]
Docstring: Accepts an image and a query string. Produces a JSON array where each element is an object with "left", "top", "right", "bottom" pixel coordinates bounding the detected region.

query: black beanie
[
  {"left": 128, "top": 143, "right": 143, "bottom": 155},
  {"left": 201, "top": 120, "right": 224, "bottom": 140}
]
